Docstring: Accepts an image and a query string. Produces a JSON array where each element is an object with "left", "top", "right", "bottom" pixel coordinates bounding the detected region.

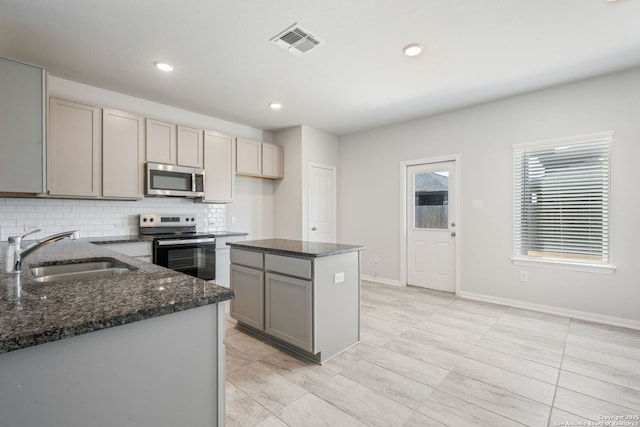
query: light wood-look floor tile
[
  {"left": 365, "top": 346, "right": 450, "bottom": 388},
  {"left": 226, "top": 381, "right": 272, "bottom": 427},
  {"left": 564, "top": 343, "right": 640, "bottom": 375},
  {"left": 558, "top": 370, "right": 640, "bottom": 411},
  {"left": 464, "top": 345, "right": 560, "bottom": 384},
  {"left": 224, "top": 280, "right": 640, "bottom": 426},
  {"left": 553, "top": 387, "right": 638, "bottom": 422},
  {"left": 418, "top": 390, "right": 526, "bottom": 427},
  {"left": 476, "top": 335, "right": 564, "bottom": 367},
  {"left": 276, "top": 393, "right": 366, "bottom": 426},
  {"left": 437, "top": 372, "right": 551, "bottom": 426},
  {"left": 453, "top": 357, "right": 556, "bottom": 405},
  {"left": 547, "top": 408, "right": 591, "bottom": 427},
  {"left": 227, "top": 361, "right": 307, "bottom": 413},
  {"left": 311, "top": 375, "right": 414, "bottom": 426},
  {"left": 562, "top": 355, "right": 640, "bottom": 392},
  {"left": 341, "top": 359, "right": 435, "bottom": 409}
]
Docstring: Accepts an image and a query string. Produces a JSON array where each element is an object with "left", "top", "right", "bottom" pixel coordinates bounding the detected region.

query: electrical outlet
[
  {"left": 374, "top": 255, "right": 380, "bottom": 264},
  {"left": 519, "top": 271, "right": 529, "bottom": 282},
  {"left": 334, "top": 272, "right": 345, "bottom": 283},
  {"left": 231, "top": 216, "right": 237, "bottom": 224}
]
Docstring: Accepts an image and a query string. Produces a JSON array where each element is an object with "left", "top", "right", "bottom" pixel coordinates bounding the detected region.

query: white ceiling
[{"left": 1, "top": 0, "right": 639, "bottom": 136}]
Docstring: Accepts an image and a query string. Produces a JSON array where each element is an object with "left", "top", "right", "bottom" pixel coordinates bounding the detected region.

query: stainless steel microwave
[{"left": 145, "top": 162, "right": 204, "bottom": 197}]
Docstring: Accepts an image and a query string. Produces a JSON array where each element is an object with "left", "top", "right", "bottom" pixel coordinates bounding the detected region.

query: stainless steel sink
[{"left": 30, "top": 258, "right": 136, "bottom": 283}]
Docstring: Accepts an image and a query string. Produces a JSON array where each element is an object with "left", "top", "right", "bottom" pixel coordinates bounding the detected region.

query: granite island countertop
[
  {"left": 0, "top": 240, "right": 234, "bottom": 354},
  {"left": 226, "top": 238, "right": 365, "bottom": 257}
]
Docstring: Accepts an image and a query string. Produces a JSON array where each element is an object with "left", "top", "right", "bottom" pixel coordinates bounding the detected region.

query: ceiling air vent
[{"left": 271, "top": 23, "right": 323, "bottom": 56}]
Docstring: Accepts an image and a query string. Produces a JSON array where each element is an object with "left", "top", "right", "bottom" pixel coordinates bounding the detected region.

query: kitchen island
[
  {"left": 0, "top": 240, "right": 233, "bottom": 427},
  {"left": 227, "top": 239, "right": 365, "bottom": 363}
]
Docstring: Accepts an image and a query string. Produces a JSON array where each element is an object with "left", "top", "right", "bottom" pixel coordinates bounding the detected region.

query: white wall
[
  {"left": 338, "top": 67, "right": 640, "bottom": 325},
  {"left": 301, "top": 126, "right": 339, "bottom": 241},
  {"left": 273, "top": 125, "right": 340, "bottom": 240},
  {"left": 273, "top": 127, "right": 303, "bottom": 240},
  {"left": 225, "top": 176, "right": 274, "bottom": 239}
]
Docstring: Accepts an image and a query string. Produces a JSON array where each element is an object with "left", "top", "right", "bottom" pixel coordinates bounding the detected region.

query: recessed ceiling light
[
  {"left": 269, "top": 102, "right": 283, "bottom": 110},
  {"left": 403, "top": 43, "right": 423, "bottom": 57},
  {"left": 154, "top": 61, "right": 174, "bottom": 72}
]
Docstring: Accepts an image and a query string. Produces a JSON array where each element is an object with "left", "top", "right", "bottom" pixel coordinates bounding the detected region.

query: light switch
[{"left": 334, "top": 272, "right": 345, "bottom": 283}]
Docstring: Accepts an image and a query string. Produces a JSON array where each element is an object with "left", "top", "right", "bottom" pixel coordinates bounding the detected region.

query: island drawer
[
  {"left": 230, "top": 248, "right": 264, "bottom": 269},
  {"left": 265, "top": 253, "right": 312, "bottom": 279}
]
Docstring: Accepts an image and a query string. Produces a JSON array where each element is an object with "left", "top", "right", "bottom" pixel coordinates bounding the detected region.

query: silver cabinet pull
[{"left": 450, "top": 231, "right": 456, "bottom": 237}]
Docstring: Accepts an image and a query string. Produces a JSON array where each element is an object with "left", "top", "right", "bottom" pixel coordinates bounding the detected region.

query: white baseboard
[
  {"left": 360, "top": 274, "right": 404, "bottom": 287},
  {"left": 458, "top": 291, "right": 640, "bottom": 331}
]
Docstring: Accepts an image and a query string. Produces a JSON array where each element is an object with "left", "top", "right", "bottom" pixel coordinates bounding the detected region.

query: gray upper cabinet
[
  {"left": 0, "top": 57, "right": 46, "bottom": 194},
  {"left": 202, "top": 130, "right": 235, "bottom": 203},
  {"left": 236, "top": 138, "right": 262, "bottom": 176},
  {"left": 235, "top": 138, "right": 284, "bottom": 180},
  {"left": 48, "top": 99, "right": 144, "bottom": 200},
  {"left": 261, "top": 143, "right": 284, "bottom": 179},
  {"left": 48, "top": 97, "right": 102, "bottom": 197},
  {"left": 145, "top": 119, "right": 176, "bottom": 164},
  {"left": 102, "top": 109, "right": 144, "bottom": 199},
  {"left": 177, "top": 125, "right": 203, "bottom": 168}
]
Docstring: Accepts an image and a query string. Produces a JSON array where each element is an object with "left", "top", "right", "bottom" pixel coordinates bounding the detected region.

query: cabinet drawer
[
  {"left": 230, "top": 248, "right": 264, "bottom": 269},
  {"left": 265, "top": 253, "right": 312, "bottom": 279}
]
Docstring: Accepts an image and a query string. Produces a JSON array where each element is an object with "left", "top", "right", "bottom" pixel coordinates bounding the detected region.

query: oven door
[{"left": 153, "top": 238, "right": 216, "bottom": 280}]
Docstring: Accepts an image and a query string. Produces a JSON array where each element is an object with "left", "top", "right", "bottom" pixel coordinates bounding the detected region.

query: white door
[
  {"left": 407, "top": 161, "right": 456, "bottom": 292},
  {"left": 309, "top": 164, "right": 336, "bottom": 243}
]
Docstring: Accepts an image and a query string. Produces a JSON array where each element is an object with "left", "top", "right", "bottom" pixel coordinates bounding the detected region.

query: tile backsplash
[{"left": 0, "top": 197, "right": 225, "bottom": 241}]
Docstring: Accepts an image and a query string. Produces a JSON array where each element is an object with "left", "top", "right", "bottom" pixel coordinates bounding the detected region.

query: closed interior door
[
  {"left": 407, "top": 161, "right": 456, "bottom": 292},
  {"left": 309, "top": 164, "right": 336, "bottom": 243}
]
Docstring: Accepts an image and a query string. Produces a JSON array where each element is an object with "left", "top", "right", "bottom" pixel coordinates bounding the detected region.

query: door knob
[
  {"left": 451, "top": 222, "right": 456, "bottom": 227},
  {"left": 312, "top": 227, "right": 317, "bottom": 231},
  {"left": 450, "top": 231, "right": 456, "bottom": 237}
]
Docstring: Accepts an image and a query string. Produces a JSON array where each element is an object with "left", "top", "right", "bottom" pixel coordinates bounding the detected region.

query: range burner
[{"left": 139, "top": 214, "right": 207, "bottom": 235}]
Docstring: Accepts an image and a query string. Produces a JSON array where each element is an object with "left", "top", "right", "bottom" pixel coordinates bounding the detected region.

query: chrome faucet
[{"left": 6, "top": 229, "right": 80, "bottom": 274}]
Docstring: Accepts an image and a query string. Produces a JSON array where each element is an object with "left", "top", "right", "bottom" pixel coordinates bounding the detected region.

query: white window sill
[{"left": 511, "top": 257, "right": 616, "bottom": 274}]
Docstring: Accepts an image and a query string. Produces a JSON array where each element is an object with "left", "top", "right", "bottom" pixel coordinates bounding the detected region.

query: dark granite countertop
[
  {"left": 0, "top": 240, "right": 234, "bottom": 354},
  {"left": 226, "top": 238, "right": 365, "bottom": 258},
  {"left": 89, "top": 231, "right": 248, "bottom": 245}
]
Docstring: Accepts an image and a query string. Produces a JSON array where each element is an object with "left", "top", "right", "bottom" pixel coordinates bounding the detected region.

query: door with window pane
[{"left": 407, "top": 161, "right": 456, "bottom": 292}]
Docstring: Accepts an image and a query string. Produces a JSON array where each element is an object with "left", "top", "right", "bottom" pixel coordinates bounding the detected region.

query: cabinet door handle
[{"left": 312, "top": 227, "right": 317, "bottom": 231}]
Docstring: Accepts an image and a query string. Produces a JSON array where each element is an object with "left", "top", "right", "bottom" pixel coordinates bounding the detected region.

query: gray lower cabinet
[
  {"left": 265, "top": 272, "right": 312, "bottom": 352},
  {"left": 230, "top": 247, "right": 360, "bottom": 363},
  {"left": 230, "top": 264, "right": 264, "bottom": 330}
]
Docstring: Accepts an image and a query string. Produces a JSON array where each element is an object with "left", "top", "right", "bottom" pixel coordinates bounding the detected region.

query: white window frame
[{"left": 512, "top": 131, "right": 615, "bottom": 274}]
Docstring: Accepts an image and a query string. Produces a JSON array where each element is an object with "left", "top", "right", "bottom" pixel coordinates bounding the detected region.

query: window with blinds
[{"left": 514, "top": 132, "right": 612, "bottom": 265}]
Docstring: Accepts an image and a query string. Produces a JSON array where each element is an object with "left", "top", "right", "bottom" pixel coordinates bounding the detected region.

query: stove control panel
[{"left": 139, "top": 214, "right": 197, "bottom": 228}]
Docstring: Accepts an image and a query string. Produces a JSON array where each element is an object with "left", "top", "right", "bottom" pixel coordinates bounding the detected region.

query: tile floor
[{"left": 224, "top": 280, "right": 640, "bottom": 427}]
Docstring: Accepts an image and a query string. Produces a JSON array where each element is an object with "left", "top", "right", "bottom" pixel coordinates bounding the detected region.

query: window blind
[{"left": 514, "top": 132, "right": 612, "bottom": 264}]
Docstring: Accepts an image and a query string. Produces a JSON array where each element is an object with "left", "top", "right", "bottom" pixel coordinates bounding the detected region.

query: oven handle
[{"left": 157, "top": 238, "right": 216, "bottom": 246}]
